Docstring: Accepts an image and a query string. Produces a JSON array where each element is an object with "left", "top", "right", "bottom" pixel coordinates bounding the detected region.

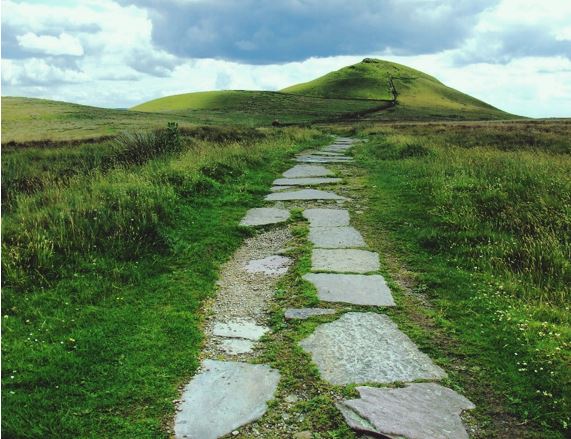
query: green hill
[
  {"left": 1, "top": 97, "right": 198, "bottom": 144},
  {"left": 3, "top": 59, "right": 519, "bottom": 144},
  {"left": 131, "top": 90, "right": 387, "bottom": 125},
  {"left": 282, "top": 58, "right": 518, "bottom": 120}
]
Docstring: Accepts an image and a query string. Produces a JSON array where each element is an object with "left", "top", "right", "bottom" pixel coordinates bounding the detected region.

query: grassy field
[
  {"left": 1, "top": 97, "right": 203, "bottom": 144},
  {"left": 2, "top": 94, "right": 384, "bottom": 145},
  {"left": 1, "top": 125, "right": 328, "bottom": 437},
  {"left": 347, "top": 120, "right": 570, "bottom": 437}
]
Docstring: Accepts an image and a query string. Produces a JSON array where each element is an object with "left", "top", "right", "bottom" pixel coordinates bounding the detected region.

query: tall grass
[
  {"left": 357, "top": 123, "right": 570, "bottom": 435},
  {"left": 2, "top": 126, "right": 320, "bottom": 293},
  {"left": 363, "top": 130, "right": 570, "bottom": 305}
]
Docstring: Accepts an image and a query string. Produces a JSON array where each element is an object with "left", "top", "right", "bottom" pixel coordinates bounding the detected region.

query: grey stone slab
[
  {"left": 219, "top": 338, "right": 255, "bottom": 355},
  {"left": 270, "top": 185, "right": 294, "bottom": 192},
  {"left": 265, "top": 189, "right": 347, "bottom": 201},
  {"left": 297, "top": 153, "right": 353, "bottom": 160},
  {"left": 240, "top": 208, "right": 290, "bottom": 226},
  {"left": 303, "top": 273, "right": 395, "bottom": 306},
  {"left": 337, "top": 383, "right": 475, "bottom": 439},
  {"left": 284, "top": 308, "right": 337, "bottom": 320},
  {"left": 213, "top": 319, "right": 269, "bottom": 340},
  {"left": 303, "top": 209, "right": 350, "bottom": 227},
  {"left": 175, "top": 360, "right": 280, "bottom": 439},
  {"left": 272, "top": 177, "right": 342, "bottom": 186},
  {"left": 295, "top": 157, "right": 354, "bottom": 164},
  {"left": 244, "top": 255, "right": 292, "bottom": 276},
  {"left": 299, "top": 312, "right": 447, "bottom": 385},
  {"left": 308, "top": 226, "right": 365, "bottom": 248},
  {"left": 312, "top": 249, "right": 380, "bottom": 273},
  {"left": 282, "top": 165, "right": 334, "bottom": 178},
  {"left": 315, "top": 151, "right": 345, "bottom": 156}
]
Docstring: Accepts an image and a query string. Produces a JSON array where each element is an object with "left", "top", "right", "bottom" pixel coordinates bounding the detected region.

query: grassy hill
[
  {"left": 1, "top": 97, "right": 202, "bottom": 144},
  {"left": 131, "top": 90, "right": 388, "bottom": 125},
  {"left": 282, "top": 58, "right": 518, "bottom": 120},
  {"left": 2, "top": 59, "right": 519, "bottom": 145}
]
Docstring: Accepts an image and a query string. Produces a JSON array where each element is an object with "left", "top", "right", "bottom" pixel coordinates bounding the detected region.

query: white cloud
[{"left": 17, "top": 32, "right": 84, "bottom": 56}]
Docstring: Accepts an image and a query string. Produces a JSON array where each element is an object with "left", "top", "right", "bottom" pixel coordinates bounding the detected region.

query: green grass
[
  {"left": 1, "top": 126, "right": 328, "bottom": 438},
  {"left": 283, "top": 58, "right": 518, "bottom": 120},
  {"left": 351, "top": 121, "right": 570, "bottom": 437},
  {"left": 131, "top": 90, "right": 387, "bottom": 125},
  {"left": 1, "top": 97, "right": 203, "bottom": 144}
]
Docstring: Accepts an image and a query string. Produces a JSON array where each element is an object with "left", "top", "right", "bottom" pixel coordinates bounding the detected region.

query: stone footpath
[{"left": 174, "top": 138, "right": 475, "bottom": 439}]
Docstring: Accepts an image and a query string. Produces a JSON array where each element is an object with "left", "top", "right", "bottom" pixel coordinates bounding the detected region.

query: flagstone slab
[
  {"left": 303, "top": 209, "right": 350, "bottom": 227},
  {"left": 337, "top": 383, "right": 475, "bottom": 439},
  {"left": 282, "top": 165, "right": 334, "bottom": 178},
  {"left": 308, "top": 226, "right": 365, "bottom": 248},
  {"left": 270, "top": 185, "right": 294, "bottom": 192},
  {"left": 240, "top": 208, "right": 290, "bottom": 226},
  {"left": 174, "top": 360, "right": 280, "bottom": 439},
  {"left": 296, "top": 157, "right": 354, "bottom": 163},
  {"left": 245, "top": 255, "right": 292, "bottom": 276},
  {"left": 213, "top": 319, "right": 269, "bottom": 340},
  {"left": 265, "top": 189, "right": 347, "bottom": 201},
  {"left": 312, "top": 249, "right": 380, "bottom": 273},
  {"left": 284, "top": 308, "right": 337, "bottom": 320},
  {"left": 303, "top": 273, "right": 395, "bottom": 306},
  {"left": 299, "top": 312, "right": 446, "bottom": 385},
  {"left": 219, "top": 338, "right": 255, "bottom": 355},
  {"left": 273, "top": 177, "right": 342, "bottom": 186},
  {"left": 315, "top": 152, "right": 345, "bottom": 156}
]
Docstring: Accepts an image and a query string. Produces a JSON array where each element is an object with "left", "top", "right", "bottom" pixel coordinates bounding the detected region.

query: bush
[{"left": 113, "top": 122, "right": 183, "bottom": 165}]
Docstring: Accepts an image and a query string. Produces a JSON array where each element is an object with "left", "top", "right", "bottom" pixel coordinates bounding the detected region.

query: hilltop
[
  {"left": 282, "top": 58, "right": 515, "bottom": 120},
  {"left": 134, "top": 58, "right": 517, "bottom": 122}
]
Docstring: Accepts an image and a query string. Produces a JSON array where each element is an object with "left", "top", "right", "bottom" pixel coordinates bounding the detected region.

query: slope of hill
[
  {"left": 1, "top": 97, "right": 198, "bottom": 144},
  {"left": 282, "top": 58, "right": 518, "bottom": 120},
  {"left": 131, "top": 90, "right": 388, "bottom": 125}
]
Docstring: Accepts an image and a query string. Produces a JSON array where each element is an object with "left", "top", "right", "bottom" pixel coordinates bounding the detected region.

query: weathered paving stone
[
  {"left": 213, "top": 319, "right": 269, "bottom": 340},
  {"left": 282, "top": 165, "right": 334, "bottom": 178},
  {"left": 303, "top": 273, "right": 395, "bottom": 306},
  {"left": 311, "top": 249, "right": 380, "bottom": 273},
  {"left": 315, "top": 151, "right": 345, "bottom": 156},
  {"left": 299, "top": 313, "right": 446, "bottom": 385},
  {"left": 308, "top": 226, "right": 365, "bottom": 248},
  {"left": 219, "top": 338, "right": 255, "bottom": 355},
  {"left": 240, "top": 208, "right": 290, "bottom": 226},
  {"left": 297, "top": 153, "right": 353, "bottom": 160},
  {"left": 270, "top": 185, "right": 294, "bottom": 192},
  {"left": 303, "top": 209, "right": 350, "bottom": 227},
  {"left": 175, "top": 360, "right": 280, "bottom": 439},
  {"left": 265, "top": 189, "right": 347, "bottom": 201},
  {"left": 244, "top": 255, "right": 292, "bottom": 276},
  {"left": 284, "top": 308, "right": 337, "bottom": 320},
  {"left": 295, "top": 157, "right": 354, "bottom": 163},
  {"left": 336, "top": 383, "right": 475, "bottom": 439},
  {"left": 272, "top": 177, "right": 342, "bottom": 186}
]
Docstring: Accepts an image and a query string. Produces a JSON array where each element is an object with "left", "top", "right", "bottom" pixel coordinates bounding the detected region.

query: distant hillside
[
  {"left": 282, "top": 58, "right": 518, "bottom": 120},
  {"left": 131, "top": 90, "right": 388, "bottom": 125},
  {"left": 1, "top": 97, "right": 197, "bottom": 144},
  {"left": 3, "top": 59, "right": 519, "bottom": 144}
]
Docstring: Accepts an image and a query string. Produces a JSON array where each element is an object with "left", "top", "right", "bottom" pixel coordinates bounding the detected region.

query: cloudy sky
[{"left": 2, "top": 0, "right": 570, "bottom": 117}]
